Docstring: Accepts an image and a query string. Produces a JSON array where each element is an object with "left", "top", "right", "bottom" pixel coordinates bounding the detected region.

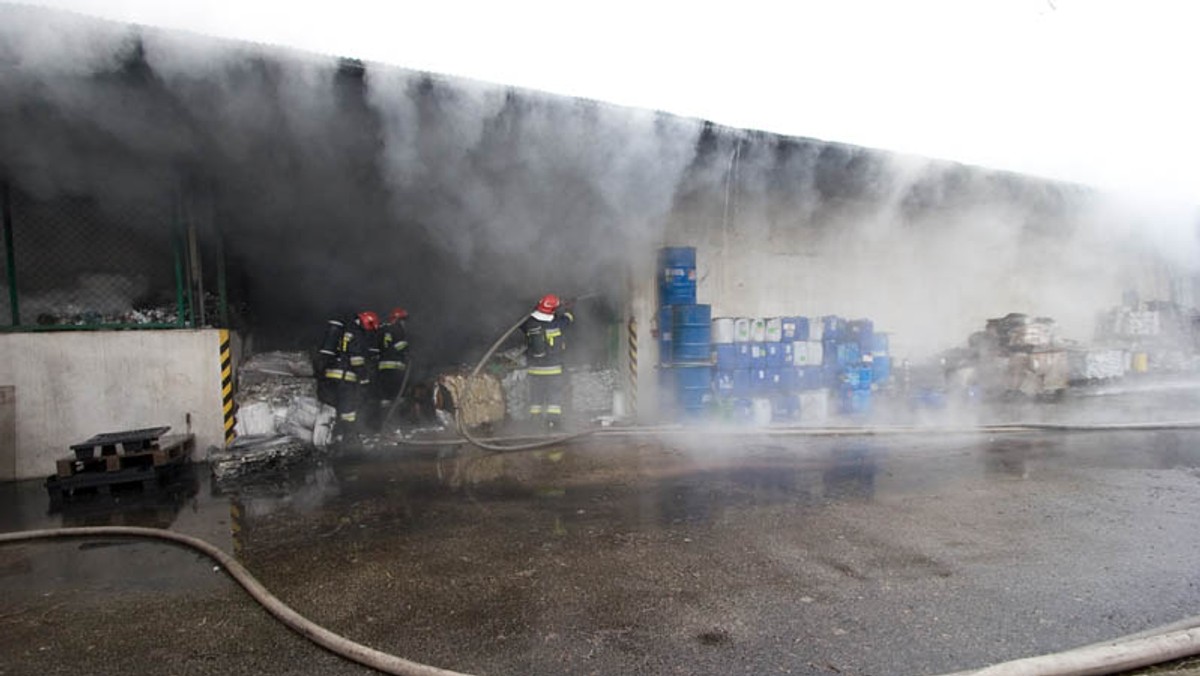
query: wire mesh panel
[{"left": 2, "top": 187, "right": 186, "bottom": 330}]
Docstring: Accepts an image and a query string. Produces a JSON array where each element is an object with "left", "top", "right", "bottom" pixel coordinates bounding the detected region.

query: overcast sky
[{"left": 22, "top": 0, "right": 1200, "bottom": 205}]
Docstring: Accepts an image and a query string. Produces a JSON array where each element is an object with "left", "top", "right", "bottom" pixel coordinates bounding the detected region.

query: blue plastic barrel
[
  {"left": 822, "top": 316, "right": 846, "bottom": 342},
  {"left": 671, "top": 304, "right": 712, "bottom": 363},
  {"left": 836, "top": 342, "right": 862, "bottom": 367},
  {"left": 765, "top": 367, "right": 784, "bottom": 391},
  {"left": 779, "top": 366, "right": 798, "bottom": 391},
  {"left": 782, "top": 342, "right": 795, "bottom": 366},
  {"left": 731, "top": 369, "right": 751, "bottom": 396},
  {"left": 734, "top": 343, "right": 753, "bottom": 369},
  {"left": 659, "top": 247, "right": 697, "bottom": 307},
  {"left": 750, "top": 342, "right": 768, "bottom": 368},
  {"left": 658, "top": 306, "right": 673, "bottom": 365},
  {"left": 765, "top": 342, "right": 785, "bottom": 367},
  {"left": 714, "top": 370, "right": 736, "bottom": 397},
  {"left": 714, "top": 344, "right": 737, "bottom": 370},
  {"left": 751, "top": 368, "right": 770, "bottom": 393},
  {"left": 843, "top": 365, "right": 873, "bottom": 390},
  {"left": 674, "top": 365, "right": 712, "bottom": 417},
  {"left": 848, "top": 319, "right": 874, "bottom": 350}
]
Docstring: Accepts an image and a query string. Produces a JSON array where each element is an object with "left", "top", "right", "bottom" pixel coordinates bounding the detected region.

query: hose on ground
[
  {"left": 4, "top": 525, "right": 1200, "bottom": 676},
  {"left": 0, "top": 526, "right": 474, "bottom": 676},
  {"left": 453, "top": 313, "right": 594, "bottom": 453}
]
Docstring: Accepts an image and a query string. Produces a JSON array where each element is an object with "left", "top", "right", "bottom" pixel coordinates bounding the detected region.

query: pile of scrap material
[
  {"left": 501, "top": 366, "right": 617, "bottom": 422},
  {"left": 1067, "top": 348, "right": 1128, "bottom": 383},
  {"left": 210, "top": 435, "right": 317, "bottom": 482},
  {"left": 224, "top": 351, "right": 334, "bottom": 480},
  {"left": 1095, "top": 300, "right": 1200, "bottom": 375},
  {"left": 956, "top": 313, "right": 1069, "bottom": 398},
  {"left": 436, "top": 372, "right": 506, "bottom": 429}
]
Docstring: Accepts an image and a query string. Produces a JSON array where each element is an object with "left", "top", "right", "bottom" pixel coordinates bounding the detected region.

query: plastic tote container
[
  {"left": 711, "top": 317, "right": 736, "bottom": 344},
  {"left": 658, "top": 306, "right": 673, "bottom": 365},
  {"left": 734, "top": 343, "right": 753, "bottom": 368},
  {"left": 734, "top": 318, "right": 752, "bottom": 343},
  {"left": 750, "top": 342, "right": 768, "bottom": 368},
  {"left": 750, "top": 318, "right": 767, "bottom": 342},
  {"left": 822, "top": 316, "right": 846, "bottom": 342},
  {"left": 780, "top": 317, "right": 806, "bottom": 342},
  {"left": 765, "top": 342, "right": 786, "bottom": 367},
  {"left": 713, "top": 344, "right": 738, "bottom": 370},
  {"left": 671, "top": 304, "right": 712, "bottom": 363},
  {"left": 674, "top": 365, "right": 713, "bottom": 417},
  {"left": 764, "top": 317, "right": 784, "bottom": 342},
  {"left": 658, "top": 247, "right": 697, "bottom": 307}
]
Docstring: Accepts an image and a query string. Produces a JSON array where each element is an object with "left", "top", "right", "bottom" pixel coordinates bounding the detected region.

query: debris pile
[
  {"left": 218, "top": 351, "right": 333, "bottom": 482},
  {"left": 947, "top": 313, "right": 1070, "bottom": 399},
  {"left": 501, "top": 366, "right": 617, "bottom": 422}
]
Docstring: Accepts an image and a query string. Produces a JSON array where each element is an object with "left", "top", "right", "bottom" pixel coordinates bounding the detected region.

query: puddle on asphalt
[{"left": 1, "top": 429, "right": 1199, "bottom": 595}]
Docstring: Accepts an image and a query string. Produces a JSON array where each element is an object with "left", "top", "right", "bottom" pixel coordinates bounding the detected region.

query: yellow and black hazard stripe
[
  {"left": 627, "top": 317, "right": 638, "bottom": 415},
  {"left": 220, "top": 329, "right": 236, "bottom": 446}
]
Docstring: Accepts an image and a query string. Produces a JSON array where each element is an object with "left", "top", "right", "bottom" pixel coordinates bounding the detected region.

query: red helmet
[
  {"left": 357, "top": 311, "right": 380, "bottom": 331},
  {"left": 388, "top": 307, "right": 408, "bottom": 323},
  {"left": 536, "top": 294, "right": 561, "bottom": 315}
]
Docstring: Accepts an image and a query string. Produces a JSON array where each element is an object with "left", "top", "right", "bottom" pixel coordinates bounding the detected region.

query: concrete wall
[
  {"left": 0, "top": 330, "right": 228, "bottom": 481},
  {"left": 661, "top": 185, "right": 1179, "bottom": 362}
]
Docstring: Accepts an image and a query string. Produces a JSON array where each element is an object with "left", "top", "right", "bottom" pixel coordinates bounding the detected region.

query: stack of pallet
[{"left": 45, "top": 427, "right": 194, "bottom": 502}]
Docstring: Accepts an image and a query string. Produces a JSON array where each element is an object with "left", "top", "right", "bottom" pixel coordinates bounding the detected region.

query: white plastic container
[
  {"left": 751, "top": 397, "right": 773, "bottom": 426},
  {"left": 750, "top": 318, "right": 767, "bottom": 343},
  {"left": 711, "top": 317, "right": 736, "bottom": 344},
  {"left": 794, "top": 341, "right": 824, "bottom": 366},
  {"left": 734, "top": 318, "right": 752, "bottom": 343},
  {"left": 808, "top": 319, "right": 825, "bottom": 342},
  {"left": 764, "top": 317, "right": 783, "bottom": 343}
]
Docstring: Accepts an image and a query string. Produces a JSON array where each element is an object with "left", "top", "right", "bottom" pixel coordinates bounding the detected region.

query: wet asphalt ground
[{"left": 2, "top": 386, "right": 1200, "bottom": 676}]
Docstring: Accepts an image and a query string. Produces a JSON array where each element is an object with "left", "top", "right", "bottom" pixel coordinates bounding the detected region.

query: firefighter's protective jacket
[
  {"left": 318, "top": 316, "right": 372, "bottom": 384},
  {"left": 377, "top": 320, "right": 409, "bottom": 372},
  {"left": 520, "top": 310, "right": 574, "bottom": 376}
]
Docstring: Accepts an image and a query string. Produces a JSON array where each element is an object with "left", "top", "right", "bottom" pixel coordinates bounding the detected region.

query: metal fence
[{"left": 0, "top": 182, "right": 203, "bottom": 331}]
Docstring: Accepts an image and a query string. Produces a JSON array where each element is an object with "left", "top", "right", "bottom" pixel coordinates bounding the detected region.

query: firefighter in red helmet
[
  {"left": 375, "top": 307, "right": 410, "bottom": 419},
  {"left": 519, "top": 294, "right": 574, "bottom": 429},
  {"left": 316, "top": 310, "right": 379, "bottom": 441}
]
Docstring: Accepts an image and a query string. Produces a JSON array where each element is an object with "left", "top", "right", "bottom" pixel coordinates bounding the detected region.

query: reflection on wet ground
[{"left": 2, "top": 427, "right": 1200, "bottom": 675}]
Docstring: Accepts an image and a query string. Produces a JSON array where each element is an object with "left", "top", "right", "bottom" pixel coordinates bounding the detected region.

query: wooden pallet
[
  {"left": 56, "top": 435, "right": 193, "bottom": 478},
  {"left": 46, "top": 435, "right": 195, "bottom": 501}
]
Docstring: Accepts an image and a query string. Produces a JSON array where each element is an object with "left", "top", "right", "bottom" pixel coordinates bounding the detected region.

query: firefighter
[
  {"left": 375, "top": 307, "right": 410, "bottom": 423},
  {"left": 520, "top": 294, "right": 574, "bottom": 429},
  {"left": 316, "top": 310, "right": 380, "bottom": 441}
]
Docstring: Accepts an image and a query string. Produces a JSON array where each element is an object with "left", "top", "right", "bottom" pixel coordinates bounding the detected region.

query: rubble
[
  {"left": 210, "top": 435, "right": 320, "bottom": 482},
  {"left": 501, "top": 366, "right": 617, "bottom": 422}
]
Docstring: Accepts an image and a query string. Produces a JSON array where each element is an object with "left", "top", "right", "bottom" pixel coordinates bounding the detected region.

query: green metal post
[
  {"left": 2, "top": 182, "right": 19, "bottom": 327},
  {"left": 172, "top": 216, "right": 185, "bottom": 328}
]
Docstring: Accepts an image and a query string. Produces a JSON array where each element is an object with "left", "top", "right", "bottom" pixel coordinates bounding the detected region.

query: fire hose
[
  {"left": 3, "top": 521, "right": 1200, "bottom": 676},
  {"left": 451, "top": 310, "right": 596, "bottom": 453},
  {"left": 0, "top": 526, "right": 473, "bottom": 676},
  {"left": 6, "top": 420, "right": 1200, "bottom": 674}
]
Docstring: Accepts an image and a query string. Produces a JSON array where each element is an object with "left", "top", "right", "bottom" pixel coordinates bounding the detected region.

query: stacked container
[{"left": 657, "top": 247, "right": 712, "bottom": 419}]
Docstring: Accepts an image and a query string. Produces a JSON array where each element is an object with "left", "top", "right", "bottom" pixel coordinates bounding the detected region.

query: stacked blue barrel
[
  {"left": 658, "top": 247, "right": 712, "bottom": 419},
  {"left": 819, "top": 316, "right": 892, "bottom": 416}
]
